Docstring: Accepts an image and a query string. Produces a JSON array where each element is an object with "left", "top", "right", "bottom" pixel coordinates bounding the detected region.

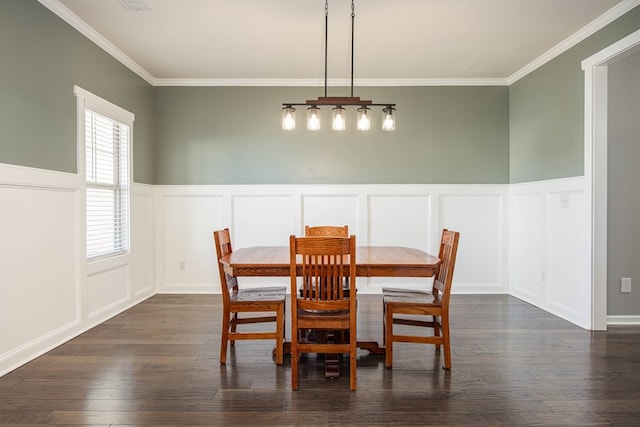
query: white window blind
[{"left": 85, "top": 109, "right": 129, "bottom": 259}]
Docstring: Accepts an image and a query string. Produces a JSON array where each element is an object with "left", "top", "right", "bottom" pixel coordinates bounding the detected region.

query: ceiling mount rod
[
  {"left": 324, "top": 0, "right": 328, "bottom": 99},
  {"left": 350, "top": 0, "right": 355, "bottom": 98}
]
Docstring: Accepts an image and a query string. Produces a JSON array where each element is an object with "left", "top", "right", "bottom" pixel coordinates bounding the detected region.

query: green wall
[
  {"left": 154, "top": 86, "right": 509, "bottom": 184},
  {"left": 3, "top": 1, "right": 639, "bottom": 186},
  {"left": 509, "top": 5, "right": 640, "bottom": 183},
  {"left": 0, "top": 0, "right": 155, "bottom": 184}
]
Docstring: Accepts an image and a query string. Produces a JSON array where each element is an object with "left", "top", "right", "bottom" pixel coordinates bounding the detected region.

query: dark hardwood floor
[{"left": 1, "top": 294, "right": 640, "bottom": 426}]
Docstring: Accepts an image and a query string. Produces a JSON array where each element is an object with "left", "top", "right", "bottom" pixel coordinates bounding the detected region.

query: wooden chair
[
  {"left": 213, "top": 228, "right": 286, "bottom": 365},
  {"left": 382, "top": 229, "right": 460, "bottom": 370},
  {"left": 289, "top": 234, "right": 358, "bottom": 390},
  {"left": 303, "top": 225, "right": 352, "bottom": 368},
  {"left": 304, "top": 224, "right": 349, "bottom": 237}
]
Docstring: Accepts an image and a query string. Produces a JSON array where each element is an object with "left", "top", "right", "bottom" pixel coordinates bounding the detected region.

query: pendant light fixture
[{"left": 282, "top": 0, "right": 396, "bottom": 132}]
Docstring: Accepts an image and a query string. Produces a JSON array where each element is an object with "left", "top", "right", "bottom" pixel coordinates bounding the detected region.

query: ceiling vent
[{"left": 119, "top": 0, "right": 151, "bottom": 11}]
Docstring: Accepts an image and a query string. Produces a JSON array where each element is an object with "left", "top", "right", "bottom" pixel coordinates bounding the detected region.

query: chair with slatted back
[
  {"left": 213, "top": 228, "right": 286, "bottom": 365},
  {"left": 289, "top": 234, "right": 358, "bottom": 390},
  {"left": 382, "top": 229, "right": 460, "bottom": 370},
  {"left": 303, "top": 225, "right": 352, "bottom": 344},
  {"left": 304, "top": 224, "right": 349, "bottom": 237}
]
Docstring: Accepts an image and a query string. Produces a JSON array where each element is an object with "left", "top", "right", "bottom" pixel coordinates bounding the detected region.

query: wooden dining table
[
  {"left": 220, "top": 245, "right": 441, "bottom": 279},
  {"left": 219, "top": 245, "right": 441, "bottom": 374}
]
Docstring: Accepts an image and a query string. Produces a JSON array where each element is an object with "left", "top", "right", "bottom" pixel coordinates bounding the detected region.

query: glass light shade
[
  {"left": 307, "top": 106, "right": 321, "bottom": 131},
  {"left": 382, "top": 106, "right": 396, "bottom": 131},
  {"left": 332, "top": 106, "right": 346, "bottom": 131},
  {"left": 356, "top": 106, "right": 371, "bottom": 131},
  {"left": 282, "top": 106, "right": 296, "bottom": 130}
]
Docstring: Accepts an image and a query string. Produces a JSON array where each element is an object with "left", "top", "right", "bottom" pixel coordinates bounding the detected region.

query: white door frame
[{"left": 582, "top": 28, "right": 640, "bottom": 330}]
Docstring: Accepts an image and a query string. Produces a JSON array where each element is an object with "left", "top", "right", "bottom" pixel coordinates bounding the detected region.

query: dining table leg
[{"left": 324, "top": 331, "right": 340, "bottom": 379}]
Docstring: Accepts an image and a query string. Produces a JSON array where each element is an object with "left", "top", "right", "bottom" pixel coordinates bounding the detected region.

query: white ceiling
[{"left": 45, "top": 0, "right": 633, "bottom": 85}]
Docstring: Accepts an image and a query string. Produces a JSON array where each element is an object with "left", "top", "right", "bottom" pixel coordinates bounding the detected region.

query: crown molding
[
  {"left": 507, "top": 0, "right": 640, "bottom": 84},
  {"left": 37, "top": 0, "right": 156, "bottom": 85},
  {"left": 39, "top": 0, "right": 639, "bottom": 88},
  {"left": 153, "top": 78, "right": 509, "bottom": 87}
]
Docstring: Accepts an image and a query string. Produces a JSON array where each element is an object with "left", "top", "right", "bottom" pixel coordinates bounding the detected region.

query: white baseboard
[{"left": 607, "top": 315, "right": 640, "bottom": 326}]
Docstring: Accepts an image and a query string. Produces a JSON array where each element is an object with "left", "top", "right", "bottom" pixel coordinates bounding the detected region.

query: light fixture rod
[
  {"left": 351, "top": 0, "right": 355, "bottom": 98},
  {"left": 324, "top": 0, "right": 328, "bottom": 99},
  {"left": 284, "top": 104, "right": 395, "bottom": 107},
  {"left": 285, "top": 101, "right": 395, "bottom": 107}
]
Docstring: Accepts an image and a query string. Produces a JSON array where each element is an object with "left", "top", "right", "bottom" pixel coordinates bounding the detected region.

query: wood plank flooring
[{"left": 1, "top": 294, "right": 640, "bottom": 426}]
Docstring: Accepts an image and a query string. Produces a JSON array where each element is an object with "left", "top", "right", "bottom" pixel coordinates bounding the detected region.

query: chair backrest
[
  {"left": 213, "top": 228, "right": 238, "bottom": 306},
  {"left": 432, "top": 229, "right": 460, "bottom": 303},
  {"left": 290, "top": 235, "right": 356, "bottom": 312},
  {"left": 304, "top": 225, "right": 349, "bottom": 237}
]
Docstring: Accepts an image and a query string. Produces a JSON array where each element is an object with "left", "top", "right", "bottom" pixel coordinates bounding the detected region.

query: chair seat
[
  {"left": 297, "top": 308, "right": 350, "bottom": 319},
  {"left": 382, "top": 288, "right": 439, "bottom": 305},
  {"left": 231, "top": 286, "right": 286, "bottom": 303},
  {"left": 297, "top": 308, "right": 351, "bottom": 331}
]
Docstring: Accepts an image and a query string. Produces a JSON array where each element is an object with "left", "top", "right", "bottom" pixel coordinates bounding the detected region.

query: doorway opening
[{"left": 582, "top": 28, "right": 640, "bottom": 330}]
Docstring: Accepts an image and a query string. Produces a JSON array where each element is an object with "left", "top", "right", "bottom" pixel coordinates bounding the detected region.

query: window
[
  {"left": 74, "top": 86, "right": 133, "bottom": 260},
  {"left": 85, "top": 110, "right": 129, "bottom": 258}
]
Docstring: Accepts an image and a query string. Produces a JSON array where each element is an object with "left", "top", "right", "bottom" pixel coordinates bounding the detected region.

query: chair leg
[
  {"left": 382, "top": 304, "right": 386, "bottom": 346},
  {"left": 350, "top": 340, "right": 357, "bottom": 391},
  {"left": 442, "top": 315, "right": 452, "bottom": 370},
  {"left": 433, "top": 315, "right": 441, "bottom": 352},
  {"left": 220, "top": 311, "right": 230, "bottom": 365},
  {"left": 275, "top": 304, "right": 284, "bottom": 365},
  {"left": 385, "top": 305, "right": 393, "bottom": 368},
  {"left": 291, "top": 329, "right": 298, "bottom": 390},
  {"left": 230, "top": 312, "right": 238, "bottom": 347}
]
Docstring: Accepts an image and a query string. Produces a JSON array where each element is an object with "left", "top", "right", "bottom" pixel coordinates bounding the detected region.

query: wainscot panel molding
[
  {"left": 153, "top": 184, "right": 509, "bottom": 294},
  {"left": 0, "top": 162, "right": 155, "bottom": 377},
  {"left": 509, "top": 176, "right": 589, "bottom": 328}
]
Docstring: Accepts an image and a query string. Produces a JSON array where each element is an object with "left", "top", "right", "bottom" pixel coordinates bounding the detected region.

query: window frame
[{"left": 74, "top": 85, "right": 134, "bottom": 262}]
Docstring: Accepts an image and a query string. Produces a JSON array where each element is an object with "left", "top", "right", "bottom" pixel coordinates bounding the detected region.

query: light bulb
[
  {"left": 307, "top": 106, "right": 321, "bottom": 130},
  {"left": 281, "top": 106, "right": 295, "bottom": 130},
  {"left": 332, "top": 106, "right": 346, "bottom": 131},
  {"left": 382, "top": 106, "right": 396, "bottom": 131},
  {"left": 357, "top": 107, "right": 371, "bottom": 131}
]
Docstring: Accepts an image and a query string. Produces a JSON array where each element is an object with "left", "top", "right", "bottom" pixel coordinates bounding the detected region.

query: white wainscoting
[
  {"left": 0, "top": 162, "right": 596, "bottom": 377},
  {"left": 0, "top": 163, "right": 155, "bottom": 377},
  {"left": 0, "top": 164, "right": 81, "bottom": 377},
  {"left": 154, "top": 184, "right": 509, "bottom": 295},
  {"left": 509, "top": 177, "right": 589, "bottom": 328},
  {"left": 132, "top": 184, "right": 156, "bottom": 298}
]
